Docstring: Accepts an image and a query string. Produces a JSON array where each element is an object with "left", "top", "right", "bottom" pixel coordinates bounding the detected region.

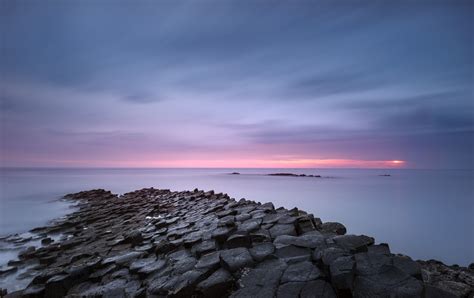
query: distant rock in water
[
  {"left": 268, "top": 173, "right": 322, "bottom": 178},
  {"left": 230, "top": 172, "right": 240, "bottom": 175},
  {"left": 0, "top": 188, "right": 471, "bottom": 297},
  {"left": 379, "top": 174, "right": 391, "bottom": 177}
]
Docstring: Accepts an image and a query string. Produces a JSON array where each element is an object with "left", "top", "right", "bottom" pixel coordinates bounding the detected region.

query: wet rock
[
  {"left": 235, "top": 213, "right": 251, "bottom": 222},
  {"left": 220, "top": 247, "right": 255, "bottom": 272},
  {"left": 41, "top": 237, "right": 54, "bottom": 245},
  {"left": 276, "top": 282, "right": 305, "bottom": 297},
  {"left": 274, "top": 233, "right": 325, "bottom": 249},
  {"left": 333, "top": 234, "right": 374, "bottom": 253},
  {"left": 193, "top": 239, "right": 217, "bottom": 257},
  {"left": 196, "top": 251, "right": 221, "bottom": 270},
  {"left": 300, "top": 280, "right": 337, "bottom": 298},
  {"left": 21, "top": 285, "right": 45, "bottom": 297},
  {"left": 330, "top": 256, "right": 355, "bottom": 293},
  {"left": 249, "top": 229, "right": 271, "bottom": 243},
  {"left": 217, "top": 209, "right": 237, "bottom": 218},
  {"left": 296, "top": 216, "right": 317, "bottom": 234},
  {"left": 392, "top": 255, "right": 421, "bottom": 278},
  {"left": 138, "top": 258, "right": 167, "bottom": 276},
  {"left": 231, "top": 259, "right": 287, "bottom": 298},
  {"left": 173, "top": 256, "right": 197, "bottom": 274},
  {"left": 102, "top": 251, "right": 144, "bottom": 266},
  {"left": 212, "top": 227, "right": 233, "bottom": 243},
  {"left": 269, "top": 224, "right": 297, "bottom": 239},
  {"left": 249, "top": 242, "right": 275, "bottom": 262},
  {"left": 171, "top": 269, "right": 211, "bottom": 297},
  {"left": 129, "top": 257, "right": 157, "bottom": 272},
  {"left": 281, "top": 261, "right": 321, "bottom": 283},
  {"left": 367, "top": 243, "right": 391, "bottom": 255},
  {"left": 0, "top": 266, "right": 17, "bottom": 276},
  {"left": 353, "top": 267, "right": 423, "bottom": 297},
  {"left": 4, "top": 187, "right": 470, "bottom": 297},
  {"left": 238, "top": 219, "right": 261, "bottom": 233},
  {"left": 226, "top": 234, "right": 251, "bottom": 249},
  {"left": 197, "top": 268, "right": 234, "bottom": 297},
  {"left": 320, "top": 222, "right": 347, "bottom": 235},
  {"left": 275, "top": 245, "right": 311, "bottom": 263},
  {"left": 123, "top": 230, "right": 143, "bottom": 246}
]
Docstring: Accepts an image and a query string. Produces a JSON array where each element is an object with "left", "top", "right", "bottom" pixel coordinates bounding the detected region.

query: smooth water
[{"left": 0, "top": 168, "right": 472, "bottom": 266}]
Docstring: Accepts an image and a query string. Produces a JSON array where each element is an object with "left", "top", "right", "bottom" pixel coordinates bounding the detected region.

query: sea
[{"left": 0, "top": 168, "right": 472, "bottom": 271}]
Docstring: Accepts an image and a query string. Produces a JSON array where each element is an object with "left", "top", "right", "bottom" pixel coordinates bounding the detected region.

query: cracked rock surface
[{"left": 0, "top": 188, "right": 472, "bottom": 297}]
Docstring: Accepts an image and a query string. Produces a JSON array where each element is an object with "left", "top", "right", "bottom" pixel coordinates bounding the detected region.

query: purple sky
[{"left": 1, "top": 1, "right": 473, "bottom": 168}]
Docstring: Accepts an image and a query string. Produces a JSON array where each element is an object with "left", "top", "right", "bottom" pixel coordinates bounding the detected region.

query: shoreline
[{"left": 0, "top": 188, "right": 472, "bottom": 297}]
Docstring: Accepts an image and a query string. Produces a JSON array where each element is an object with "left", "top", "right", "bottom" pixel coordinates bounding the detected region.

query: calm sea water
[{"left": 0, "top": 168, "right": 472, "bottom": 266}]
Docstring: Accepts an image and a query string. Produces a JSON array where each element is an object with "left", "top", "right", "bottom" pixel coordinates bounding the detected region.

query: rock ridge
[{"left": 0, "top": 188, "right": 472, "bottom": 297}]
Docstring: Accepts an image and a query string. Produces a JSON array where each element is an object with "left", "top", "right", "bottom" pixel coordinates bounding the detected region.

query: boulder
[
  {"left": 333, "top": 234, "right": 374, "bottom": 253},
  {"left": 320, "top": 222, "right": 346, "bottom": 235}
]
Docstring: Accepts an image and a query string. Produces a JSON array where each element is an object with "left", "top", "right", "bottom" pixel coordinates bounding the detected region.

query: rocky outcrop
[
  {"left": 0, "top": 188, "right": 472, "bottom": 297},
  {"left": 267, "top": 173, "right": 322, "bottom": 178}
]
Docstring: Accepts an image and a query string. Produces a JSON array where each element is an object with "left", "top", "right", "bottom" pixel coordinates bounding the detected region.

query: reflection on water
[{"left": 0, "top": 168, "right": 473, "bottom": 266}]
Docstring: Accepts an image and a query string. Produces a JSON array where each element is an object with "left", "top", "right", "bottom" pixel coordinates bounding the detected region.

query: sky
[{"left": 1, "top": 0, "right": 473, "bottom": 169}]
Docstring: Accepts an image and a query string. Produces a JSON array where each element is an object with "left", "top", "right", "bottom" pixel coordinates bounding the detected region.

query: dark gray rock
[
  {"left": 269, "top": 224, "right": 297, "bottom": 238},
  {"left": 274, "top": 233, "right": 325, "bottom": 249},
  {"left": 300, "top": 280, "right": 337, "bottom": 298},
  {"left": 193, "top": 239, "right": 217, "bottom": 257},
  {"left": 129, "top": 257, "right": 157, "bottom": 272},
  {"left": 330, "top": 256, "right": 355, "bottom": 292},
  {"left": 353, "top": 266, "right": 423, "bottom": 297},
  {"left": 276, "top": 282, "right": 305, "bottom": 297},
  {"left": 249, "top": 242, "right": 275, "bottom": 262},
  {"left": 173, "top": 256, "right": 198, "bottom": 274},
  {"left": 138, "top": 258, "right": 167, "bottom": 276},
  {"left": 220, "top": 248, "right": 255, "bottom": 272},
  {"left": 226, "top": 234, "right": 251, "bottom": 248},
  {"left": 196, "top": 251, "right": 221, "bottom": 270},
  {"left": 333, "top": 234, "right": 374, "bottom": 253},
  {"left": 281, "top": 261, "right": 321, "bottom": 283},
  {"left": 354, "top": 252, "right": 392, "bottom": 276},
  {"left": 296, "top": 216, "right": 317, "bottom": 234},
  {"left": 123, "top": 230, "right": 143, "bottom": 246},
  {"left": 197, "top": 268, "right": 234, "bottom": 297},
  {"left": 238, "top": 219, "right": 261, "bottom": 233},
  {"left": 249, "top": 229, "right": 271, "bottom": 243},
  {"left": 320, "top": 222, "right": 347, "bottom": 235},
  {"left": 230, "top": 259, "right": 287, "bottom": 298},
  {"left": 392, "top": 255, "right": 422, "bottom": 278},
  {"left": 102, "top": 251, "right": 144, "bottom": 266},
  {"left": 212, "top": 227, "right": 233, "bottom": 243},
  {"left": 275, "top": 245, "right": 311, "bottom": 263},
  {"left": 367, "top": 243, "right": 391, "bottom": 255}
]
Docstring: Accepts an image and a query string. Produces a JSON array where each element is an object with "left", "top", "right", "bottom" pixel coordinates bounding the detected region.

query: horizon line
[{"left": 1, "top": 166, "right": 473, "bottom": 171}]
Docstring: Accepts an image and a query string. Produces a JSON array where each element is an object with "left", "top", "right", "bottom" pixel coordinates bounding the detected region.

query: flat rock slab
[{"left": 220, "top": 248, "right": 254, "bottom": 272}]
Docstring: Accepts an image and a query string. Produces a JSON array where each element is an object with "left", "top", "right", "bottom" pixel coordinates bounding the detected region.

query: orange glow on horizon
[{"left": 18, "top": 157, "right": 407, "bottom": 169}]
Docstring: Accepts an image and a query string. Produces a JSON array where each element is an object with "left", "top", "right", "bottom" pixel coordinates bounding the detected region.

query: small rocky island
[
  {"left": 0, "top": 188, "right": 472, "bottom": 297},
  {"left": 267, "top": 173, "right": 322, "bottom": 178}
]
